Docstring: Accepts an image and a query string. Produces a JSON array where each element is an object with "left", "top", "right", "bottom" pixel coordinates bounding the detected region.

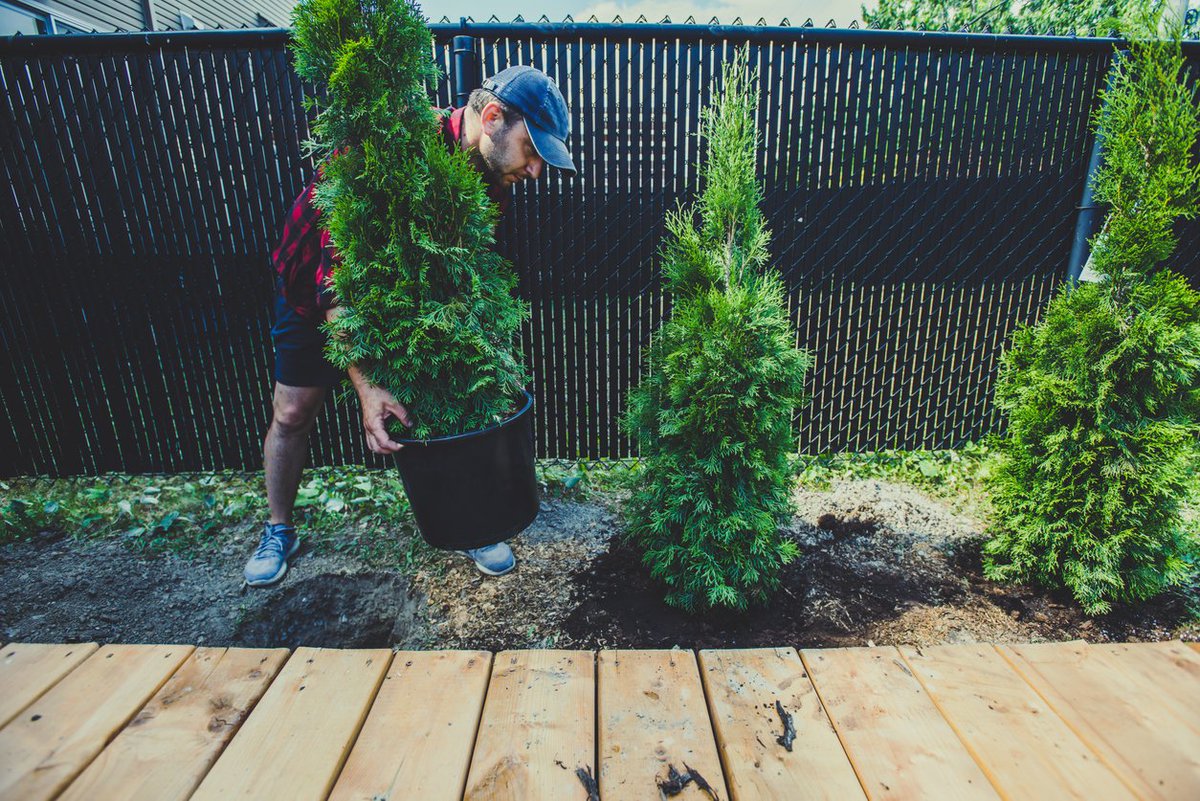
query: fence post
[
  {"left": 1066, "top": 50, "right": 1126, "bottom": 284},
  {"left": 452, "top": 21, "right": 478, "bottom": 107}
]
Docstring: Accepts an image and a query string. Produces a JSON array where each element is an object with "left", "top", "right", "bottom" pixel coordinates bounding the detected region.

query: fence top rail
[{"left": 2, "top": 22, "right": 1197, "bottom": 56}]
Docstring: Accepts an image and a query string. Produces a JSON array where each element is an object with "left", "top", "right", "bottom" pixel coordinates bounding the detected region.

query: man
[{"left": 244, "top": 66, "right": 576, "bottom": 587}]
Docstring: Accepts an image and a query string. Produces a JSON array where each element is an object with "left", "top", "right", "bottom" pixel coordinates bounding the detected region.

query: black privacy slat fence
[{"left": 1, "top": 23, "right": 1198, "bottom": 476}]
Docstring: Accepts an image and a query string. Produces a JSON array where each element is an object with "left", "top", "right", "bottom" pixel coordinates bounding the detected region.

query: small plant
[
  {"left": 796, "top": 444, "right": 991, "bottom": 498},
  {"left": 290, "top": 0, "right": 528, "bottom": 438},
  {"left": 0, "top": 470, "right": 421, "bottom": 565},
  {"left": 984, "top": 4, "right": 1200, "bottom": 614},
  {"left": 1, "top": 493, "right": 68, "bottom": 543},
  {"left": 623, "top": 51, "right": 813, "bottom": 611}
]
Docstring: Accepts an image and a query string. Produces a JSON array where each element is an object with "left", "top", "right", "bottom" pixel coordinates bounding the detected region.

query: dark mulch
[{"left": 561, "top": 525, "right": 1197, "bottom": 650}]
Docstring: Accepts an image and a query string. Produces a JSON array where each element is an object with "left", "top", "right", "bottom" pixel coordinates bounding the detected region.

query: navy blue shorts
[{"left": 271, "top": 292, "right": 342, "bottom": 388}]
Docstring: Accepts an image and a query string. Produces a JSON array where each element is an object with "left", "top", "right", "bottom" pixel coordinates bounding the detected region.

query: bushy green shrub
[
  {"left": 985, "top": 6, "right": 1200, "bottom": 614},
  {"left": 623, "top": 52, "right": 813, "bottom": 611},
  {"left": 291, "top": 0, "right": 527, "bottom": 438}
]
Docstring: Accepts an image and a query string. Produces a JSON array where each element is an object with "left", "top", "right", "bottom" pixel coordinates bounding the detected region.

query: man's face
[{"left": 478, "top": 102, "right": 544, "bottom": 186}]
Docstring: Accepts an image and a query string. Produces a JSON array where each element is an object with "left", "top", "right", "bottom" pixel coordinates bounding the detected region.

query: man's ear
[{"left": 479, "top": 100, "right": 505, "bottom": 137}]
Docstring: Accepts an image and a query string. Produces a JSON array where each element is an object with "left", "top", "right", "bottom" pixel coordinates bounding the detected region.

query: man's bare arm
[{"left": 325, "top": 305, "right": 413, "bottom": 454}]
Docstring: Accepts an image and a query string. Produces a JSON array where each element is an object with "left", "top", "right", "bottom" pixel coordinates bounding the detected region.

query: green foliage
[
  {"left": 0, "top": 470, "right": 423, "bottom": 567},
  {"left": 862, "top": 0, "right": 1139, "bottom": 35},
  {"left": 2, "top": 475, "right": 239, "bottom": 551},
  {"left": 797, "top": 443, "right": 992, "bottom": 498},
  {"left": 985, "top": 6, "right": 1200, "bottom": 614},
  {"left": 291, "top": 0, "right": 528, "bottom": 438},
  {"left": 1088, "top": 19, "right": 1200, "bottom": 286},
  {"left": 623, "top": 52, "right": 814, "bottom": 612},
  {"left": 2, "top": 491, "right": 74, "bottom": 543}
]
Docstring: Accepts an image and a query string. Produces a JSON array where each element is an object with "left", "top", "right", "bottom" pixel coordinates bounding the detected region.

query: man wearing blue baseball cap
[
  {"left": 474, "top": 65, "right": 576, "bottom": 179},
  {"left": 250, "top": 65, "right": 575, "bottom": 587}
]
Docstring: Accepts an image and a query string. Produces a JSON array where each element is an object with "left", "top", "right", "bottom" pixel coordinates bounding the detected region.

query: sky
[{"left": 422, "top": 0, "right": 867, "bottom": 26}]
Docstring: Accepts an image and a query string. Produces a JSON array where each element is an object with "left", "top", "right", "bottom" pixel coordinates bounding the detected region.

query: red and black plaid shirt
[{"left": 271, "top": 106, "right": 509, "bottom": 319}]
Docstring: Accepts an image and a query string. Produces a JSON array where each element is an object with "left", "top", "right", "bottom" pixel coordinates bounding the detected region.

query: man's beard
[{"left": 476, "top": 125, "right": 515, "bottom": 188}]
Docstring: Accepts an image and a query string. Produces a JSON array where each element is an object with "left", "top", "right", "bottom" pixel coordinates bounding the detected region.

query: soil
[
  {"left": 0, "top": 536, "right": 425, "bottom": 650},
  {"left": 2, "top": 479, "right": 1196, "bottom": 651},
  {"left": 562, "top": 480, "right": 1198, "bottom": 649}
]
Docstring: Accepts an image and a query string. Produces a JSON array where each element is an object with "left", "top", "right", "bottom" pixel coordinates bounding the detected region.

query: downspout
[
  {"left": 1066, "top": 49, "right": 1126, "bottom": 285},
  {"left": 452, "top": 20, "right": 478, "bottom": 107},
  {"left": 141, "top": 0, "right": 157, "bottom": 31}
]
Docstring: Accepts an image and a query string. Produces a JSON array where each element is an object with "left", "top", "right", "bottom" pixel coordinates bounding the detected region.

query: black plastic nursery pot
[{"left": 392, "top": 390, "right": 540, "bottom": 550}]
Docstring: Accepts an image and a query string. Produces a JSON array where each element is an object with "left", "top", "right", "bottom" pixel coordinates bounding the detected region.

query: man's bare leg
[{"left": 264, "top": 382, "right": 327, "bottom": 525}]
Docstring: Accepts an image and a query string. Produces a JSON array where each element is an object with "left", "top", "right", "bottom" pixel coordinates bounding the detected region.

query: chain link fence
[{"left": 1, "top": 23, "right": 1197, "bottom": 475}]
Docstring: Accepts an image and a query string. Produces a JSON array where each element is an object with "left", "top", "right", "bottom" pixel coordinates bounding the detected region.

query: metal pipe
[
  {"left": 1066, "top": 50, "right": 1127, "bottom": 285},
  {"left": 452, "top": 28, "right": 478, "bottom": 107}
]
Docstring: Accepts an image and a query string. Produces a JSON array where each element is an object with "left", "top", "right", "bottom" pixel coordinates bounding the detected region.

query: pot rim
[{"left": 394, "top": 388, "right": 533, "bottom": 446}]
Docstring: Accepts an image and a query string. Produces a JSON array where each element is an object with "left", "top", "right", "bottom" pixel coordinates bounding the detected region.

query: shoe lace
[{"left": 254, "top": 527, "right": 292, "bottom": 558}]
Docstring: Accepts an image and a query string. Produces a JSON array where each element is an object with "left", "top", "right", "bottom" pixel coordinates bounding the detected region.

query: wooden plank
[
  {"left": 598, "top": 649, "right": 725, "bottom": 800},
  {"left": 699, "top": 648, "right": 865, "bottom": 801},
  {"left": 899, "top": 644, "right": 1134, "bottom": 800},
  {"left": 999, "top": 641, "right": 1200, "bottom": 800},
  {"left": 0, "top": 643, "right": 192, "bottom": 801},
  {"left": 1084, "top": 641, "right": 1200, "bottom": 728},
  {"left": 1188, "top": 641, "right": 1199, "bottom": 656},
  {"left": 189, "top": 647, "right": 391, "bottom": 801},
  {"left": 0, "top": 642, "right": 99, "bottom": 727},
  {"left": 463, "top": 650, "right": 594, "bottom": 800},
  {"left": 328, "top": 650, "right": 493, "bottom": 801},
  {"left": 57, "top": 647, "right": 289, "bottom": 801},
  {"left": 800, "top": 646, "right": 999, "bottom": 800}
]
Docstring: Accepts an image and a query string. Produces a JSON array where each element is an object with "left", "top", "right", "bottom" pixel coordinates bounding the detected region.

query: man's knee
[{"left": 271, "top": 387, "right": 325, "bottom": 435}]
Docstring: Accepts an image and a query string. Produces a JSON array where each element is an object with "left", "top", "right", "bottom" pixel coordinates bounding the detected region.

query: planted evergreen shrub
[
  {"left": 984, "top": 7, "right": 1200, "bottom": 614},
  {"left": 623, "top": 53, "right": 813, "bottom": 611},
  {"left": 290, "top": 0, "right": 528, "bottom": 439}
]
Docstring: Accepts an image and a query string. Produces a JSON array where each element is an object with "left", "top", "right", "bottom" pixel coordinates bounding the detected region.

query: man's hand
[
  {"left": 326, "top": 305, "right": 414, "bottom": 454},
  {"left": 349, "top": 364, "right": 413, "bottom": 454}
]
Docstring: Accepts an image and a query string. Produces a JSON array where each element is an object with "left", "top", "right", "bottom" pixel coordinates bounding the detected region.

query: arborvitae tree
[
  {"left": 862, "top": 0, "right": 1139, "bottom": 35},
  {"left": 291, "top": 0, "right": 528, "bottom": 438},
  {"left": 984, "top": 4, "right": 1200, "bottom": 614},
  {"left": 623, "top": 52, "right": 813, "bottom": 612}
]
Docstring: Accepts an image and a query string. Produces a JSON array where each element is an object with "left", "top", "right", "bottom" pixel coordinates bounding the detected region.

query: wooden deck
[{"left": 1, "top": 640, "right": 1198, "bottom": 800}]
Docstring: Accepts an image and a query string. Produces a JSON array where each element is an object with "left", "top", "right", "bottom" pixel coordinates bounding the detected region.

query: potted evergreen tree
[
  {"left": 984, "top": 5, "right": 1200, "bottom": 614},
  {"left": 623, "top": 51, "right": 813, "bottom": 611},
  {"left": 290, "top": 0, "right": 538, "bottom": 549}
]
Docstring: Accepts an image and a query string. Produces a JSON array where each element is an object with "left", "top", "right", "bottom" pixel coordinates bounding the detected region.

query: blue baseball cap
[{"left": 482, "top": 65, "right": 576, "bottom": 175}]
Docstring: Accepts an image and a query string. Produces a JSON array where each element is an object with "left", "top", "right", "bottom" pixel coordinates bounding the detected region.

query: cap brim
[{"left": 525, "top": 120, "right": 576, "bottom": 174}]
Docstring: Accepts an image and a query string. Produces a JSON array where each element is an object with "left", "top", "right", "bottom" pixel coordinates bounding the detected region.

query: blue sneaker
[
  {"left": 243, "top": 523, "right": 300, "bottom": 587},
  {"left": 456, "top": 542, "right": 516, "bottom": 576}
]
